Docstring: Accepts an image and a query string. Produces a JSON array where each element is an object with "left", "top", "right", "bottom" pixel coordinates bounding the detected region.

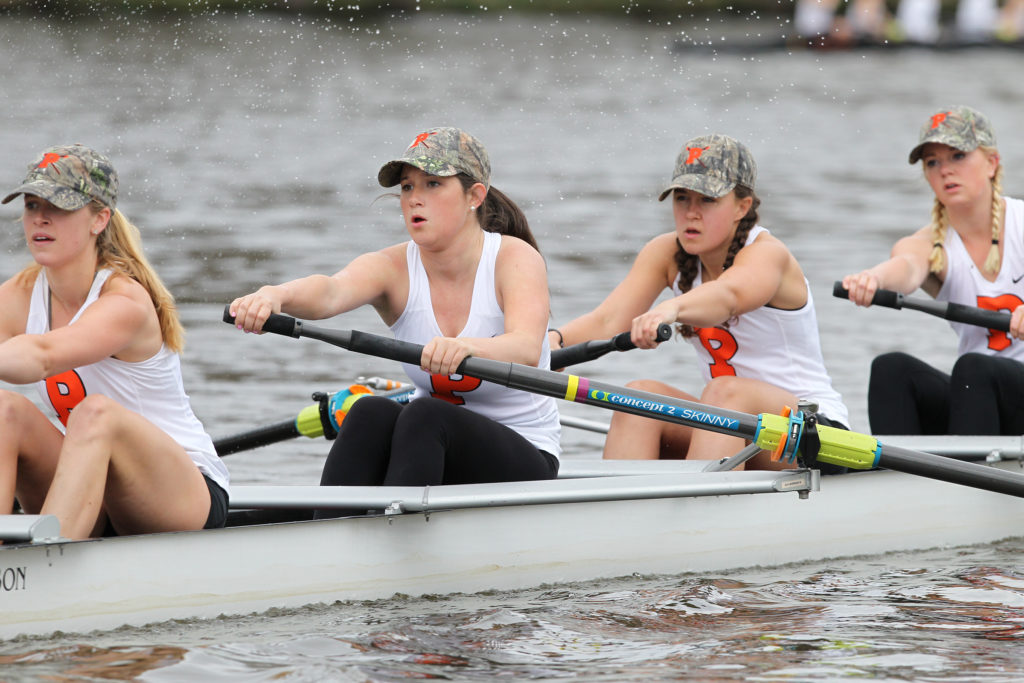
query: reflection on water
[
  {"left": 3, "top": 540, "right": 1024, "bottom": 680},
  {"left": 2, "top": 7, "right": 1024, "bottom": 680}
]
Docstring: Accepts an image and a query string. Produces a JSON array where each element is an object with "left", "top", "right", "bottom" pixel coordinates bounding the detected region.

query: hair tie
[
  {"left": 992, "top": 239, "right": 1000, "bottom": 245},
  {"left": 932, "top": 242, "right": 943, "bottom": 249}
]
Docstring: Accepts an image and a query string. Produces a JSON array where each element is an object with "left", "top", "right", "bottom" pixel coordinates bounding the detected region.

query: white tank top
[
  {"left": 390, "top": 232, "right": 561, "bottom": 457},
  {"left": 26, "top": 269, "right": 229, "bottom": 493},
  {"left": 936, "top": 196, "right": 1024, "bottom": 361},
  {"left": 676, "top": 226, "right": 850, "bottom": 426}
]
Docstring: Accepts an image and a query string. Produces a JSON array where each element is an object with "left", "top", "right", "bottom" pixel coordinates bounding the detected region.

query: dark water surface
[{"left": 2, "top": 8, "right": 1024, "bottom": 680}]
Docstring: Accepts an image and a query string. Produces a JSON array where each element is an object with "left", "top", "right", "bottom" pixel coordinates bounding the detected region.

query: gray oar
[
  {"left": 222, "top": 306, "right": 1024, "bottom": 499},
  {"left": 832, "top": 280, "right": 1012, "bottom": 331},
  {"left": 215, "top": 325, "right": 668, "bottom": 456}
]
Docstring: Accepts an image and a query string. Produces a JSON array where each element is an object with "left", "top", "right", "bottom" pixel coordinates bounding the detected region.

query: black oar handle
[
  {"left": 550, "top": 324, "right": 671, "bottom": 368},
  {"left": 832, "top": 281, "right": 1011, "bottom": 332},
  {"left": 214, "top": 419, "right": 299, "bottom": 456},
  {"left": 831, "top": 281, "right": 901, "bottom": 308},
  {"left": 224, "top": 307, "right": 302, "bottom": 337}
]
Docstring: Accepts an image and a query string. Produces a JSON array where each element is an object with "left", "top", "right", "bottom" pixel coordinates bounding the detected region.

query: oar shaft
[
  {"left": 214, "top": 420, "right": 299, "bottom": 456},
  {"left": 832, "top": 281, "right": 1011, "bottom": 331},
  {"left": 879, "top": 444, "right": 1024, "bottom": 496}
]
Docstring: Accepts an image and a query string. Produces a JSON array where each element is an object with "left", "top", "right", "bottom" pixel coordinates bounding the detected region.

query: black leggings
[
  {"left": 315, "top": 396, "right": 558, "bottom": 518},
  {"left": 868, "top": 351, "right": 1024, "bottom": 435}
]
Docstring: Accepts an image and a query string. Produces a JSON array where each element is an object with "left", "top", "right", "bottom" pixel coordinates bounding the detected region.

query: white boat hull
[{"left": 3, "top": 460, "right": 1024, "bottom": 639}]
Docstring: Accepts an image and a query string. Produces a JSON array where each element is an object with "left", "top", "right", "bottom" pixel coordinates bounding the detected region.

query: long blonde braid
[{"left": 983, "top": 161, "right": 1005, "bottom": 274}]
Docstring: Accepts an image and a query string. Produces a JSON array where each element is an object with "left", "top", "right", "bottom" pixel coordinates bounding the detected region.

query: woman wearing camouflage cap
[
  {"left": 549, "top": 134, "right": 848, "bottom": 470},
  {"left": 842, "top": 105, "right": 1024, "bottom": 436},
  {"left": 230, "top": 127, "right": 559, "bottom": 514},
  {"left": 0, "top": 144, "right": 229, "bottom": 539}
]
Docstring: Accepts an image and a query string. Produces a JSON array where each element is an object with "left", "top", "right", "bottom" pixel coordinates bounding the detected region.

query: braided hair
[{"left": 672, "top": 185, "right": 761, "bottom": 338}]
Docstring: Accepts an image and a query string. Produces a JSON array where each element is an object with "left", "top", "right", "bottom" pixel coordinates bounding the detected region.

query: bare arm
[
  {"left": 552, "top": 232, "right": 677, "bottom": 348},
  {"left": 840, "top": 225, "right": 937, "bottom": 306},
  {"left": 230, "top": 244, "right": 406, "bottom": 332},
  {"left": 631, "top": 232, "right": 799, "bottom": 344},
  {"left": 0, "top": 275, "right": 158, "bottom": 385},
  {"left": 0, "top": 276, "right": 29, "bottom": 347}
]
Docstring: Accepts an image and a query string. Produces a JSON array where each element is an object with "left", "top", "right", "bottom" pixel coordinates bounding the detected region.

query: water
[{"left": 2, "top": 7, "right": 1024, "bottom": 679}]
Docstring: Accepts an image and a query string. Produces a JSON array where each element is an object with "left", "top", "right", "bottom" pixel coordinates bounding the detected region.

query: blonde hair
[
  {"left": 15, "top": 202, "right": 186, "bottom": 352},
  {"left": 928, "top": 146, "right": 1004, "bottom": 276}
]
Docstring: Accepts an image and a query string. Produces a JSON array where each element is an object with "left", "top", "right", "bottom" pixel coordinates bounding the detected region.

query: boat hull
[{"left": 3, "top": 463, "right": 1024, "bottom": 639}]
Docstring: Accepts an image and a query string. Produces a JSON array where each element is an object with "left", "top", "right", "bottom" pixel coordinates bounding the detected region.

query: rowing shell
[{"left": 3, "top": 449, "right": 1024, "bottom": 639}]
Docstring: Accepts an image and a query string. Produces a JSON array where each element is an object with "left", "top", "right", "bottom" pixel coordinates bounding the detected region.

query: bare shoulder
[
  {"left": 736, "top": 228, "right": 793, "bottom": 265},
  {"left": 892, "top": 225, "right": 934, "bottom": 258},
  {"left": 96, "top": 272, "right": 161, "bottom": 333},
  {"left": 642, "top": 231, "right": 681, "bottom": 255},
  {"left": 373, "top": 242, "right": 409, "bottom": 271},
  {"left": 101, "top": 271, "right": 153, "bottom": 306},
  {"left": 0, "top": 272, "right": 33, "bottom": 339},
  {"left": 340, "top": 242, "right": 407, "bottom": 281},
  {"left": 497, "top": 234, "right": 545, "bottom": 264}
]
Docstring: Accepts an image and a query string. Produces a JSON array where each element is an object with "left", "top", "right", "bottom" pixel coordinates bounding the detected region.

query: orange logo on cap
[
  {"left": 685, "top": 146, "right": 710, "bottom": 164},
  {"left": 410, "top": 131, "right": 438, "bottom": 148},
  {"left": 930, "top": 112, "right": 949, "bottom": 129},
  {"left": 37, "top": 153, "right": 69, "bottom": 169}
]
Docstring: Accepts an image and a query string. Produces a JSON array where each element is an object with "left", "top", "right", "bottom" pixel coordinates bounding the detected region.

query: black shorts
[
  {"left": 103, "top": 474, "right": 228, "bottom": 536},
  {"left": 203, "top": 475, "right": 229, "bottom": 529},
  {"left": 807, "top": 413, "right": 851, "bottom": 475}
]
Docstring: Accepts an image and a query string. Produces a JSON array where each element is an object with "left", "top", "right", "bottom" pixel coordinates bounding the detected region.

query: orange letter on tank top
[
  {"left": 977, "top": 293, "right": 1024, "bottom": 352},
  {"left": 45, "top": 370, "right": 87, "bottom": 426},
  {"left": 430, "top": 374, "right": 483, "bottom": 405},
  {"left": 696, "top": 327, "right": 739, "bottom": 378}
]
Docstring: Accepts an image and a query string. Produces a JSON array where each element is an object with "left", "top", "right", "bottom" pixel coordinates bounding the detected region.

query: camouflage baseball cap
[
  {"left": 2, "top": 144, "right": 118, "bottom": 211},
  {"left": 908, "top": 106, "right": 997, "bottom": 164},
  {"left": 658, "top": 134, "right": 757, "bottom": 201},
  {"left": 378, "top": 127, "right": 490, "bottom": 188}
]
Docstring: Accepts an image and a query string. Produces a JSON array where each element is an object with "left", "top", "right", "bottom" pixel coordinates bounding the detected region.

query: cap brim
[
  {"left": 908, "top": 143, "right": 928, "bottom": 164},
  {"left": 908, "top": 137, "right": 979, "bottom": 165},
  {"left": 658, "top": 174, "right": 733, "bottom": 201},
  {"left": 378, "top": 158, "right": 466, "bottom": 188},
  {"left": 1, "top": 181, "right": 91, "bottom": 210},
  {"left": 377, "top": 161, "right": 406, "bottom": 188}
]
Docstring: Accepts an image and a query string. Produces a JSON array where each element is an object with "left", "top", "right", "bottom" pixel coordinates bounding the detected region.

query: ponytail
[{"left": 456, "top": 174, "right": 540, "bottom": 253}]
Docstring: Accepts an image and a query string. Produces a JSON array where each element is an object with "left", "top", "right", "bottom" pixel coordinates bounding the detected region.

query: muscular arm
[
  {"left": 632, "top": 232, "right": 801, "bottom": 341},
  {"left": 554, "top": 232, "right": 677, "bottom": 347},
  {"left": 230, "top": 244, "right": 407, "bottom": 331},
  {"left": 841, "top": 225, "right": 937, "bottom": 306},
  {"left": 0, "top": 275, "right": 158, "bottom": 385}
]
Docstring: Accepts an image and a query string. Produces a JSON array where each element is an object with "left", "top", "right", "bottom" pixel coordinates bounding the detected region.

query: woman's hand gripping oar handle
[
  {"left": 550, "top": 324, "right": 672, "bottom": 369},
  {"left": 832, "top": 281, "right": 1011, "bottom": 331}
]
